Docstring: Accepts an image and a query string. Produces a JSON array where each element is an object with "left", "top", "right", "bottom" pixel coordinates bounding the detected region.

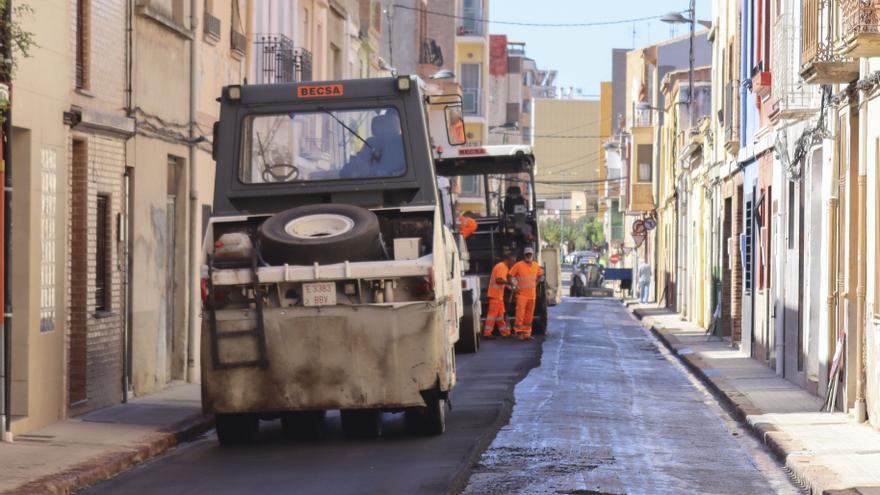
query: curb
[
  {"left": 627, "top": 306, "right": 871, "bottom": 495},
  {"left": 2, "top": 414, "right": 213, "bottom": 495}
]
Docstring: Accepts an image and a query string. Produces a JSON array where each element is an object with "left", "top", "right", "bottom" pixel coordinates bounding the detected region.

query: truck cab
[{"left": 202, "top": 77, "right": 464, "bottom": 444}]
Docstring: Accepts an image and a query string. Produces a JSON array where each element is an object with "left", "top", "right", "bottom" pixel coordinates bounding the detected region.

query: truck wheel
[
  {"left": 404, "top": 395, "right": 447, "bottom": 436},
  {"left": 215, "top": 413, "right": 258, "bottom": 446},
  {"left": 281, "top": 410, "right": 326, "bottom": 441},
  {"left": 533, "top": 295, "right": 549, "bottom": 335},
  {"left": 258, "top": 204, "right": 382, "bottom": 265},
  {"left": 455, "top": 290, "right": 480, "bottom": 354},
  {"left": 340, "top": 409, "right": 383, "bottom": 438}
]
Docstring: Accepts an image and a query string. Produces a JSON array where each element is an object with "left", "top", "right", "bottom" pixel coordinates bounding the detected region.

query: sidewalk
[
  {"left": 628, "top": 302, "right": 880, "bottom": 495},
  {"left": 0, "top": 383, "right": 210, "bottom": 495}
]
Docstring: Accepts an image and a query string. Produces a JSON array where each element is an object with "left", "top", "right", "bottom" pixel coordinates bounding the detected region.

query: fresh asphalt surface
[
  {"left": 80, "top": 326, "right": 543, "bottom": 495},
  {"left": 81, "top": 272, "right": 800, "bottom": 495}
]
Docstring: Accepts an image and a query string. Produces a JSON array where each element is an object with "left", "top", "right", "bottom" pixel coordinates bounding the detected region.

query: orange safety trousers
[
  {"left": 514, "top": 296, "right": 536, "bottom": 337},
  {"left": 483, "top": 298, "right": 510, "bottom": 337}
]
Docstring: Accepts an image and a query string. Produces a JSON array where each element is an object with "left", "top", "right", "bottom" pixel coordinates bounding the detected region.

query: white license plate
[{"left": 303, "top": 282, "right": 337, "bottom": 307}]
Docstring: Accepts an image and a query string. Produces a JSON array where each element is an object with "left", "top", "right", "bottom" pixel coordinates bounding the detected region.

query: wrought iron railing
[
  {"left": 231, "top": 30, "right": 247, "bottom": 56},
  {"left": 457, "top": 7, "right": 485, "bottom": 36},
  {"left": 724, "top": 81, "right": 739, "bottom": 145},
  {"left": 774, "top": 15, "right": 820, "bottom": 115},
  {"left": 253, "top": 34, "right": 312, "bottom": 84},
  {"left": 801, "top": 0, "right": 845, "bottom": 64},
  {"left": 420, "top": 38, "right": 444, "bottom": 67},
  {"left": 204, "top": 11, "right": 221, "bottom": 39},
  {"left": 842, "top": 0, "right": 880, "bottom": 37}
]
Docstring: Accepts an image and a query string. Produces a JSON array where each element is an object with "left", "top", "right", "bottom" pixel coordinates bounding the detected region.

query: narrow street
[{"left": 80, "top": 292, "right": 800, "bottom": 495}]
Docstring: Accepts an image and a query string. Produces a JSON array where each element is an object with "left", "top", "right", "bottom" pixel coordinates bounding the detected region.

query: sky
[{"left": 488, "top": 0, "right": 713, "bottom": 96}]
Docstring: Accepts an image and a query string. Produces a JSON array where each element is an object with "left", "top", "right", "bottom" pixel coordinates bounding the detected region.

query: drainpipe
[
  {"left": 855, "top": 71, "right": 868, "bottom": 422},
  {"left": 186, "top": 0, "right": 200, "bottom": 382},
  {"left": 2, "top": 0, "right": 13, "bottom": 442}
]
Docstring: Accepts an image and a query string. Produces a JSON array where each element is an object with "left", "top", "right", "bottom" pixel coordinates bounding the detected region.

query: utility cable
[{"left": 393, "top": 5, "right": 662, "bottom": 28}]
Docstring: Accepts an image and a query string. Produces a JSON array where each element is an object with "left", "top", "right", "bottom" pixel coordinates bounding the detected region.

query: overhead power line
[{"left": 393, "top": 5, "right": 662, "bottom": 28}]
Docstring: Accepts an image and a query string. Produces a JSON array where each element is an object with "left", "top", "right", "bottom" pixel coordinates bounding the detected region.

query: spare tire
[{"left": 258, "top": 204, "right": 382, "bottom": 265}]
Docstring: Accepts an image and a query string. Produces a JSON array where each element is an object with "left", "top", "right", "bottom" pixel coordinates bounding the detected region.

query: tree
[{"left": 0, "top": 0, "right": 35, "bottom": 120}]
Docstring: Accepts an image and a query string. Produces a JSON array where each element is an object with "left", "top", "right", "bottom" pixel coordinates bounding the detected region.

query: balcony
[
  {"left": 800, "top": 0, "right": 858, "bottom": 83},
  {"left": 254, "top": 34, "right": 313, "bottom": 84},
  {"left": 774, "top": 15, "right": 821, "bottom": 118},
  {"left": 457, "top": 7, "right": 485, "bottom": 36},
  {"left": 462, "top": 88, "right": 483, "bottom": 116},
  {"left": 203, "top": 11, "right": 221, "bottom": 41},
  {"left": 840, "top": 0, "right": 880, "bottom": 57}
]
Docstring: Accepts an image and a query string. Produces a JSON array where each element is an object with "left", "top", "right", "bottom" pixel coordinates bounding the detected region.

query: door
[
  {"left": 742, "top": 182, "right": 756, "bottom": 357},
  {"left": 784, "top": 180, "right": 806, "bottom": 385},
  {"left": 165, "top": 195, "right": 176, "bottom": 382}
]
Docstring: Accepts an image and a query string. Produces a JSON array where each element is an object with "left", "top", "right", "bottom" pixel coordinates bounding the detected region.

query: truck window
[{"left": 239, "top": 107, "right": 407, "bottom": 183}]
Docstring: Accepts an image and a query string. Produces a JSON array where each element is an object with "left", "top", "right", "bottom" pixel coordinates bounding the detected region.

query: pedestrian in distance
[
  {"left": 483, "top": 251, "right": 517, "bottom": 339},
  {"left": 508, "top": 247, "right": 544, "bottom": 341},
  {"left": 638, "top": 261, "right": 651, "bottom": 304}
]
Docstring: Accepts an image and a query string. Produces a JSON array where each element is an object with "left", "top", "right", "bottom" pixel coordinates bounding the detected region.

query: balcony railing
[
  {"left": 457, "top": 7, "right": 485, "bottom": 36},
  {"left": 462, "top": 88, "right": 483, "bottom": 116},
  {"left": 800, "top": 0, "right": 859, "bottom": 83},
  {"left": 254, "top": 34, "right": 313, "bottom": 84},
  {"left": 231, "top": 30, "right": 247, "bottom": 56},
  {"left": 204, "top": 11, "right": 221, "bottom": 40},
  {"left": 773, "top": 15, "right": 820, "bottom": 117},
  {"left": 840, "top": 0, "right": 880, "bottom": 56}
]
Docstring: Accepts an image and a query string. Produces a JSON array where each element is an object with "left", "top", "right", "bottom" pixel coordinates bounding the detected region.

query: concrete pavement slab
[{"left": 0, "top": 383, "right": 210, "bottom": 495}]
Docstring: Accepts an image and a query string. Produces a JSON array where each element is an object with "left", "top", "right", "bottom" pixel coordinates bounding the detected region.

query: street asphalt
[
  {"left": 79, "top": 324, "right": 543, "bottom": 495},
  {"left": 80, "top": 288, "right": 802, "bottom": 495},
  {"left": 462, "top": 296, "right": 802, "bottom": 495}
]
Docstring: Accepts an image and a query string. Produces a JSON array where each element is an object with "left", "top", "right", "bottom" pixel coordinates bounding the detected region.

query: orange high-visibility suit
[
  {"left": 483, "top": 262, "right": 511, "bottom": 337},
  {"left": 459, "top": 215, "right": 477, "bottom": 238},
  {"left": 508, "top": 260, "right": 544, "bottom": 338}
]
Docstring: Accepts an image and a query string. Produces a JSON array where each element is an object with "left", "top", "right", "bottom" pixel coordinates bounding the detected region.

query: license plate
[{"left": 303, "top": 282, "right": 337, "bottom": 307}]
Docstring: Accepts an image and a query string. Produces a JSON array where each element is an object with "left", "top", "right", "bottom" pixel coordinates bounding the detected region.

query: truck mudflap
[{"left": 201, "top": 301, "right": 455, "bottom": 414}]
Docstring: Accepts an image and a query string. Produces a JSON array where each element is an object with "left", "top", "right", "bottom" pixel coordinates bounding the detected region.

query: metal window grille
[
  {"left": 204, "top": 11, "right": 221, "bottom": 39},
  {"left": 76, "top": 0, "right": 88, "bottom": 89},
  {"left": 40, "top": 148, "right": 57, "bottom": 332}
]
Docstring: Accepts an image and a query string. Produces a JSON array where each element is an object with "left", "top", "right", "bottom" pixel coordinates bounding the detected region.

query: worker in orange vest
[
  {"left": 459, "top": 212, "right": 477, "bottom": 238},
  {"left": 508, "top": 246, "right": 544, "bottom": 340},
  {"left": 482, "top": 251, "right": 517, "bottom": 338}
]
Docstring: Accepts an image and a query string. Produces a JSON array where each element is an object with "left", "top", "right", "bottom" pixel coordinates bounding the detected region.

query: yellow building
[
  {"left": 533, "top": 98, "right": 601, "bottom": 217},
  {"left": 455, "top": 0, "right": 489, "bottom": 146}
]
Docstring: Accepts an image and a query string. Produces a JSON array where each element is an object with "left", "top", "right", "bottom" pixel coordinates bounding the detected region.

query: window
[
  {"left": 75, "top": 0, "right": 89, "bottom": 89},
  {"left": 330, "top": 43, "right": 342, "bottom": 80},
  {"left": 461, "top": 64, "right": 481, "bottom": 115},
  {"left": 744, "top": 197, "right": 753, "bottom": 295},
  {"left": 240, "top": 107, "right": 407, "bottom": 183},
  {"left": 95, "top": 195, "right": 110, "bottom": 312},
  {"left": 505, "top": 103, "right": 519, "bottom": 124},
  {"left": 459, "top": 175, "right": 482, "bottom": 197},
  {"left": 40, "top": 148, "right": 57, "bottom": 332},
  {"left": 637, "top": 144, "right": 652, "bottom": 182}
]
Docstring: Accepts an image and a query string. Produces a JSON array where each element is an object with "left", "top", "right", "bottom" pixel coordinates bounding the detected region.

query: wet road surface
[
  {"left": 461, "top": 297, "right": 801, "bottom": 495},
  {"left": 80, "top": 334, "right": 543, "bottom": 495}
]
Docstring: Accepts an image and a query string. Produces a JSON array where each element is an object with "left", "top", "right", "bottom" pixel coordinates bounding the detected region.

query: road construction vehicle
[
  {"left": 433, "top": 145, "right": 559, "bottom": 335},
  {"left": 201, "top": 77, "right": 472, "bottom": 444}
]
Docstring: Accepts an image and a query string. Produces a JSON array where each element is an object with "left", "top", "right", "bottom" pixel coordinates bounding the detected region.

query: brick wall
[{"left": 67, "top": 133, "right": 127, "bottom": 414}]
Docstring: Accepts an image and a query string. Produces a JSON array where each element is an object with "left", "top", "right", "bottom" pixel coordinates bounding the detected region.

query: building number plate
[{"left": 303, "top": 282, "right": 336, "bottom": 307}]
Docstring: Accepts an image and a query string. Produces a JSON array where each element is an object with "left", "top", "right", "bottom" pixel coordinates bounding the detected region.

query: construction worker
[
  {"left": 508, "top": 247, "right": 544, "bottom": 341},
  {"left": 459, "top": 211, "right": 477, "bottom": 238},
  {"left": 483, "top": 251, "right": 517, "bottom": 338}
]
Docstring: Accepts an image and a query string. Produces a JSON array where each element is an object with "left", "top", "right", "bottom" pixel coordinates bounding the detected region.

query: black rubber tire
[
  {"left": 340, "top": 409, "right": 383, "bottom": 438},
  {"left": 455, "top": 290, "right": 480, "bottom": 354},
  {"left": 258, "top": 204, "right": 382, "bottom": 265},
  {"left": 281, "top": 410, "right": 326, "bottom": 441},
  {"left": 404, "top": 395, "right": 447, "bottom": 436},
  {"left": 215, "top": 413, "right": 258, "bottom": 446},
  {"left": 532, "top": 287, "right": 549, "bottom": 335}
]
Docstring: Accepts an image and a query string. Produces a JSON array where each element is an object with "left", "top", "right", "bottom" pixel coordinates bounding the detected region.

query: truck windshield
[{"left": 239, "top": 107, "right": 406, "bottom": 183}]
